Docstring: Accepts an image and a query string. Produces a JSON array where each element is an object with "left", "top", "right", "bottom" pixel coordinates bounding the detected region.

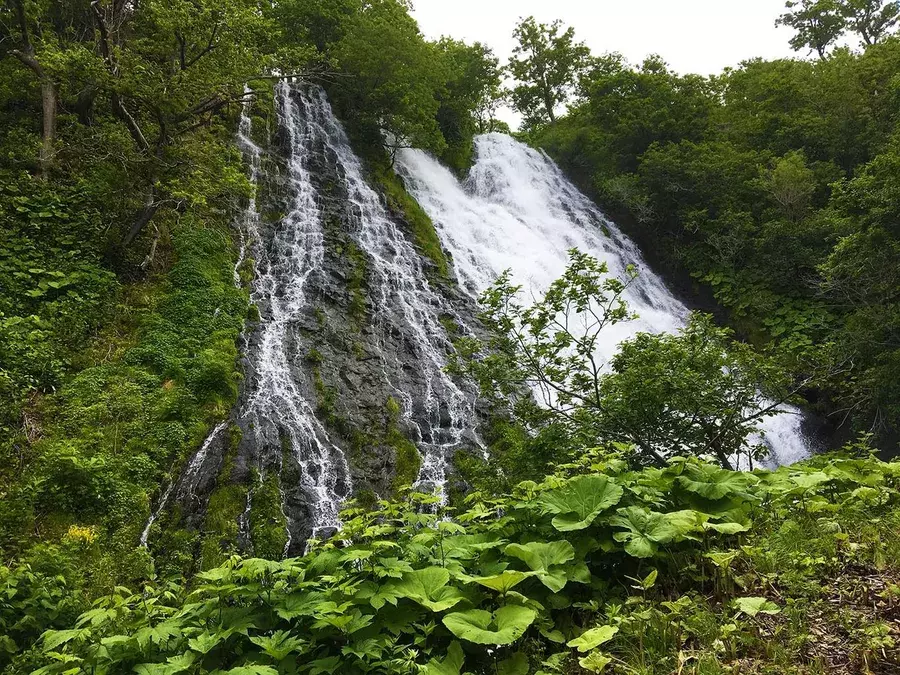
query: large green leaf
[
  {"left": 677, "top": 463, "right": 754, "bottom": 500},
  {"left": 442, "top": 605, "right": 537, "bottom": 645},
  {"left": 505, "top": 541, "right": 575, "bottom": 592},
  {"left": 422, "top": 641, "right": 465, "bottom": 675},
  {"left": 734, "top": 596, "right": 780, "bottom": 617},
  {"left": 567, "top": 625, "right": 619, "bottom": 652},
  {"left": 388, "top": 567, "right": 465, "bottom": 612},
  {"left": 610, "top": 507, "right": 703, "bottom": 558},
  {"left": 579, "top": 651, "right": 613, "bottom": 673},
  {"left": 471, "top": 570, "right": 532, "bottom": 593},
  {"left": 539, "top": 475, "right": 624, "bottom": 531}
]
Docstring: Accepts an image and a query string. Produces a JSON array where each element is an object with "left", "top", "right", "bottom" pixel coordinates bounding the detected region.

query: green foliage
[
  {"left": 508, "top": 17, "right": 590, "bottom": 130},
  {"left": 535, "top": 32, "right": 900, "bottom": 446},
  {"left": 27, "top": 450, "right": 900, "bottom": 674},
  {"left": 777, "top": 0, "right": 848, "bottom": 58},
  {"left": 455, "top": 251, "right": 799, "bottom": 468},
  {"left": 370, "top": 162, "right": 449, "bottom": 278},
  {"left": 250, "top": 471, "right": 289, "bottom": 561}
]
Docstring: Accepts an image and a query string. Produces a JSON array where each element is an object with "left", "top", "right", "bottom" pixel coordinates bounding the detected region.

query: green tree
[
  {"left": 840, "top": 0, "right": 900, "bottom": 44},
  {"left": 455, "top": 251, "right": 799, "bottom": 468},
  {"left": 508, "top": 16, "right": 590, "bottom": 129},
  {"left": 600, "top": 315, "right": 798, "bottom": 470},
  {"left": 331, "top": 0, "right": 446, "bottom": 157},
  {"left": 433, "top": 38, "right": 505, "bottom": 169},
  {"left": 764, "top": 151, "right": 817, "bottom": 222},
  {"left": 777, "top": 0, "right": 847, "bottom": 59}
]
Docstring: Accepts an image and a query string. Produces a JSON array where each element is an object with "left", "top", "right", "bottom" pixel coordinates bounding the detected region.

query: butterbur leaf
[
  {"left": 498, "top": 651, "right": 529, "bottom": 675},
  {"left": 472, "top": 570, "right": 531, "bottom": 593},
  {"left": 442, "top": 605, "right": 537, "bottom": 645},
  {"left": 539, "top": 475, "right": 623, "bottom": 531},
  {"left": 505, "top": 540, "right": 575, "bottom": 569},
  {"left": 677, "top": 464, "right": 755, "bottom": 500},
  {"left": 790, "top": 472, "right": 831, "bottom": 490},
  {"left": 703, "top": 521, "right": 749, "bottom": 534},
  {"left": 505, "top": 541, "right": 575, "bottom": 592},
  {"left": 567, "top": 625, "right": 619, "bottom": 652},
  {"left": 734, "top": 597, "right": 780, "bottom": 617},
  {"left": 389, "top": 567, "right": 464, "bottom": 611},
  {"left": 610, "top": 507, "right": 702, "bottom": 558},
  {"left": 579, "top": 651, "right": 613, "bottom": 673},
  {"left": 423, "top": 641, "right": 465, "bottom": 675}
]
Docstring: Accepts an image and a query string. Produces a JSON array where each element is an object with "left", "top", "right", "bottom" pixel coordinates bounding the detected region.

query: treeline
[{"left": 507, "top": 6, "right": 900, "bottom": 451}]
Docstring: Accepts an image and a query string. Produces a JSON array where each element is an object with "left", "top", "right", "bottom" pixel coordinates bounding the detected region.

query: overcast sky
[{"left": 410, "top": 0, "right": 799, "bottom": 128}]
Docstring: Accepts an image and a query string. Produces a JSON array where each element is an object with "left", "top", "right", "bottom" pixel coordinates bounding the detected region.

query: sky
[{"left": 410, "top": 0, "right": 799, "bottom": 128}]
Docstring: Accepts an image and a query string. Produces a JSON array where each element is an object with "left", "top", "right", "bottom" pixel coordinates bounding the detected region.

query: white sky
[{"left": 410, "top": 0, "right": 798, "bottom": 128}]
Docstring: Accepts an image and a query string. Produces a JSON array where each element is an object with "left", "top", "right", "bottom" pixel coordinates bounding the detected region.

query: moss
[
  {"left": 371, "top": 164, "right": 449, "bottom": 278},
  {"left": 439, "top": 314, "right": 459, "bottom": 337},
  {"left": 249, "top": 469, "right": 288, "bottom": 560},
  {"left": 384, "top": 397, "right": 422, "bottom": 494},
  {"left": 305, "top": 348, "right": 324, "bottom": 365},
  {"left": 345, "top": 239, "right": 368, "bottom": 327},
  {"left": 390, "top": 432, "right": 422, "bottom": 493},
  {"left": 199, "top": 431, "right": 247, "bottom": 570}
]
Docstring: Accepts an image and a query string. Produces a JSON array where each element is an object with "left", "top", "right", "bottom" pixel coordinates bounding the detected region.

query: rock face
[{"left": 155, "top": 82, "right": 485, "bottom": 556}]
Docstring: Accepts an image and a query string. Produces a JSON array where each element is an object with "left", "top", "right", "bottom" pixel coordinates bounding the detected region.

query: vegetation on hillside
[
  {"left": 17, "top": 449, "right": 900, "bottom": 674},
  {"left": 0, "top": 0, "right": 503, "bottom": 657}
]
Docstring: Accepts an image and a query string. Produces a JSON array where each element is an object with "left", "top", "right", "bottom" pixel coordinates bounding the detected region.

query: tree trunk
[
  {"left": 123, "top": 188, "right": 160, "bottom": 246},
  {"left": 39, "top": 80, "right": 57, "bottom": 177}
]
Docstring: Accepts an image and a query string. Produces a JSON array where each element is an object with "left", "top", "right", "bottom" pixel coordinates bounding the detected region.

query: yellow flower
[{"left": 64, "top": 524, "right": 96, "bottom": 544}]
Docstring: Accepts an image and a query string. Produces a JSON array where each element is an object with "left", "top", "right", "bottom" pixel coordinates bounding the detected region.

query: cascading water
[
  {"left": 292, "top": 87, "right": 479, "bottom": 498},
  {"left": 237, "top": 82, "right": 353, "bottom": 546},
  {"left": 396, "top": 132, "right": 810, "bottom": 467}
]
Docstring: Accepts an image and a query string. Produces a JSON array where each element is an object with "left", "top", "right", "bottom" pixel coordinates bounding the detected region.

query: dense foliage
[
  {"left": 3, "top": 0, "right": 900, "bottom": 672},
  {"left": 521, "top": 18, "right": 900, "bottom": 452},
  {"left": 18, "top": 449, "right": 900, "bottom": 674}
]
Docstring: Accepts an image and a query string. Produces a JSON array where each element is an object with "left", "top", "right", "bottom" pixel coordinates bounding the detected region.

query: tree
[
  {"left": 433, "top": 39, "right": 505, "bottom": 169},
  {"left": 764, "top": 151, "right": 817, "bottom": 222},
  {"left": 508, "top": 16, "right": 590, "bottom": 129},
  {"left": 840, "top": 0, "right": 900, "bottom": 44},
  {"left": 599, "top": 315, "right": 797, "bottom": 470},
  {"left": 777, "top": 0, "right": 847, "bottom": 59},
  {"left": 454, "top": 251, "right": 799, "bottom": 469},
  {"left": 3, "top": 0, "right": 61, "bottom": 178},
  {"left": 331, "top": 0, "right": 446, "bottom": 158}
]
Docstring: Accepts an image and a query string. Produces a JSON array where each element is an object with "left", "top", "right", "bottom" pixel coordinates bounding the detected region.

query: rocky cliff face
[{"left": 146, "top": 83, "right": 485, "bottom": 559}]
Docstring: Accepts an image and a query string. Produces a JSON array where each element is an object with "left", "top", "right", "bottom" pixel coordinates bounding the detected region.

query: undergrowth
[{"left": 17, "top": 448, "right": 900, "bottom": 674}]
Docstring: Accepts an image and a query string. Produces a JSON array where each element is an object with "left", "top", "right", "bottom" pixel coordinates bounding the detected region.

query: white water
[
  {"left": 396, "top": 132, "right": 810, "bottom": 467},
  {"left": 296, "top": 86, "right": 479, "bottom": 499},
  {"left": 239, "top": 82, "right": 353, "bottom": 543}
]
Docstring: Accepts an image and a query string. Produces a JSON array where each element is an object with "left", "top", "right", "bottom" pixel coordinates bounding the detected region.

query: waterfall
[
  {"left": 396, "top": 132, "right": 810, "bottom": 467},
  {"left": 286, "top": 86, "right": 479, "bottom": 499},
  {"left": 238, "top": 82, "right": 353, "bottom": 544}
]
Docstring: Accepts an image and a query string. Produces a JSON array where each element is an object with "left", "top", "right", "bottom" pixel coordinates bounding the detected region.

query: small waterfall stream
[
  {"left": 396, "top": 133, "right": 810, "bottom": 467},
  {"left": 238, "top": 82, "right": 354, "bottom": 544},
  {"left": 292, "top": 87, "right": 479, "bottom": 498}
]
